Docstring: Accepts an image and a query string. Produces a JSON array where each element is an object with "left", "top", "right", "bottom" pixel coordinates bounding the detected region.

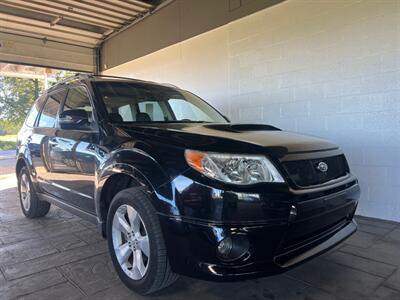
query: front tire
[
  {"left": 18, "top": 167, "right": 50, "bottom": 218},
  {"left": 107, "top": 187, "right": 178, "bottom": 295}
]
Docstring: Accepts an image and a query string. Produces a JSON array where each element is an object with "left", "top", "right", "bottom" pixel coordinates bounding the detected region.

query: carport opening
[{"left": 0, "top": 62, "right": 81, "bottom": 148}]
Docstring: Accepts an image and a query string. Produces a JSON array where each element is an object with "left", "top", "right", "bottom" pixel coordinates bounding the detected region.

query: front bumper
[
  {"left": 274, "top": 219, "right": 356, "bottom": 268},
  {"left": 201, "top": 220, "right": 357, "bottom": 280},
  {"left": 157, "top": 178, "right": 360, "bottom": 280}
]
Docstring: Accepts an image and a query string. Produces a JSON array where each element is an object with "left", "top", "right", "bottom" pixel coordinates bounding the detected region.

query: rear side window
[
  {"left": 25, "top": 95, "right": 46, "bottom": 127},
  {"left": 38, "top": 89, "right": 67, "bottom": 128}
]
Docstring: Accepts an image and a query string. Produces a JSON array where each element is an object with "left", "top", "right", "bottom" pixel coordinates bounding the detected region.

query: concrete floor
[{"left": 0, "top": 152, "right": 399, "bottom": 300}]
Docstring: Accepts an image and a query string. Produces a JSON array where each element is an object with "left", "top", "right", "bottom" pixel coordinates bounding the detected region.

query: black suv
[{"left": 16, "top": 75, "right": 360, "bottom": 295}]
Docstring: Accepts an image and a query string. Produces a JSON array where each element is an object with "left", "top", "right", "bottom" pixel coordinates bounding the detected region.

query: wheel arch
[
  {"left": 96, "top": 149, "right": 175, "bottom": 237},
  {"left": 97, "top": 171, "right": 143, "bottom": 237},
  {"left": 16, "top": 157, "right": 27, "bottom": 178},
  {"left": 15, "top": 154, "right": 35, "bottom": 182},
  {"left": 15, "top": 145, "right": 35, "bottom": 178}
]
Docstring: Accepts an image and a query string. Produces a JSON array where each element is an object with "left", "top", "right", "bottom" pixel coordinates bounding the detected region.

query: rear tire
[
  {"left": 107, "top": 187, "right": 178, "bottom": 295},
  {"left": 18, "top": 167, "right": 50, "bottom": 218}
]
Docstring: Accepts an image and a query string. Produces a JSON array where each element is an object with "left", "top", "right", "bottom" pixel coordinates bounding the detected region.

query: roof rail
[
  {"left": 47, "top": 73, "right": 91, "bottom": 92},
  {"left": 92, "top": 74, "right": 140, "bottom": 81},
  {"left": 48, "top": 74, "right": 180, "bottom": 91},
  {"left": 90, "top": 75, "right": 180, "bottom": 88},
  {"left": 92, "top": 75, "right": 171, "bottom": 86},
  {"left": 161, "top": 83, "right": 179, "bottom": 89}
]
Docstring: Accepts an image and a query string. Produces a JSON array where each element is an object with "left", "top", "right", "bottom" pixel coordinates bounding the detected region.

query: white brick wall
[{"left": 104, "top": 0, "right": 400, "bottom": 221}]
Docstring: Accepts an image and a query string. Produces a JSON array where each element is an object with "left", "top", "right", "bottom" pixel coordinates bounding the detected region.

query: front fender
[{"left": 96, "top": 148, "right": 178, "bottom": 218}]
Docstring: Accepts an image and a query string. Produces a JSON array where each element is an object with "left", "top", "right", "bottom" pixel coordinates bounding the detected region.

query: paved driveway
[
  {"left": 0, "top": 152, "right": 399, "bottom": 299},
  {"left": 0, "top": 150, "right": 16, "bottom": 176}
]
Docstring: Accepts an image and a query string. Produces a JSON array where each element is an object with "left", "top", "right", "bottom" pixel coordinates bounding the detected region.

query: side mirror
[{"left": 59, "top": 109, "right": 89, "bottom": 130}]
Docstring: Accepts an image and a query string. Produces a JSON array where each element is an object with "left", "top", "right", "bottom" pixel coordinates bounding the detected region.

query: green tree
[
  {"left": 0, "top": 70, "right": 78, "bottom": 134},
  {"left": 0, "top": 77, "right": 43, "bottom": 133},
  {"left": 48, "top": 70, "right": 78, "bottom": 88}
]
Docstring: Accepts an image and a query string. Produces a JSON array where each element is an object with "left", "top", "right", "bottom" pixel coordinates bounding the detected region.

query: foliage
[
  {"left": 48, "top": 70, "right": 78, "bottom": 88},
  {"left": 0, "top": 77, "right": 43, "bottom": 134},
  {"left": 0, "top": 134, "right": 17, "bottom": 151},
  {"left": 0, "top": 141, "right": 16, "bottom": 151},
  {"left": 0, "top": 70, "right": 78, "bottom": 135},
  {"left": 0, "top": 120, "right": 21, "bottom": 135}
]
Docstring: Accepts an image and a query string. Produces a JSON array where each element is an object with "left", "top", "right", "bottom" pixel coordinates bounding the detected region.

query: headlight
[{"left": 184, "top": 150, "right": 285, "bottom": 185}]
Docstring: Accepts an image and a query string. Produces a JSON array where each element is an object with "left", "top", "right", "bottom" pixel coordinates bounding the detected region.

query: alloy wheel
[
  {"left": 20, "top": 173, "right": 31, "bottom": 211},
  {"left": 112, "top": 204, "right": 150, "bottom": 280}
]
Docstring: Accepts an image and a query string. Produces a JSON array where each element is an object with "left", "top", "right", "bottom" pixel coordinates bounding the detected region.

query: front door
[{"left": 46, "top": 85, "right": 99, "bottom": 214}]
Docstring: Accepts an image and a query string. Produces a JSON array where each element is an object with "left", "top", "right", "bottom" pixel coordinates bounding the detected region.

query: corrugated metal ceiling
[{"left": 0, "top": 0, "right": 163, "bottom": 48}]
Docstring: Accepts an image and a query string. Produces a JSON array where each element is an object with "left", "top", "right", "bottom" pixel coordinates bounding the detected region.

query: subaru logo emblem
[{"left": 316, "top": 162, "right": 328, "bottom": 172}]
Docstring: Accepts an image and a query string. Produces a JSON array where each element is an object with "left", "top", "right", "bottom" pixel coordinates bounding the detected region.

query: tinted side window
[
  {"left": 62, "top": 86, "right": 94, "bottom": 123},
  {"left": 38, "top": 90, "right": 67, "bottom": 128},
  {"left": 25, "top": 95, "right": 46, "bottom": 127}
]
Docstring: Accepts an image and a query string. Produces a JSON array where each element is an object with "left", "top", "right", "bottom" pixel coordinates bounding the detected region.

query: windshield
[{"left": 94, "top": 81, "right": 227, "bottom": 124}]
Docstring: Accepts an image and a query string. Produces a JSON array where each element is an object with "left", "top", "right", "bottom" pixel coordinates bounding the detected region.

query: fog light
[
  {"left": 217, "top": 235, "right": 250, "bottom": 262},
  {"left": 217, "top": 237, "right": 233, "bottom": 257}
]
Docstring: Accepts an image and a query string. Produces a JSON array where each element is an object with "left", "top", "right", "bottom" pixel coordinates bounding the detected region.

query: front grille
[{"left": 282, "top": 154, "right": 349, "bottom": 187}]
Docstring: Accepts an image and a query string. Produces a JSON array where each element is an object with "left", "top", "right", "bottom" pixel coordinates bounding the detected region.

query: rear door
[
  {"left": 19, "top": 95, "right": 46, "bottom": 180},
  {"left": 34, "top": 89, "right": 67, "bottom": 197},
  {"left": 45, "top": 85, "right": 99, "bottom": 213}
]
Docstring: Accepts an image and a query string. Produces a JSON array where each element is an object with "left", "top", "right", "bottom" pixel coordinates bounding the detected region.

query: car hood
[{"left": 116, "top": 123, "right": 338, "bottom": 155}]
